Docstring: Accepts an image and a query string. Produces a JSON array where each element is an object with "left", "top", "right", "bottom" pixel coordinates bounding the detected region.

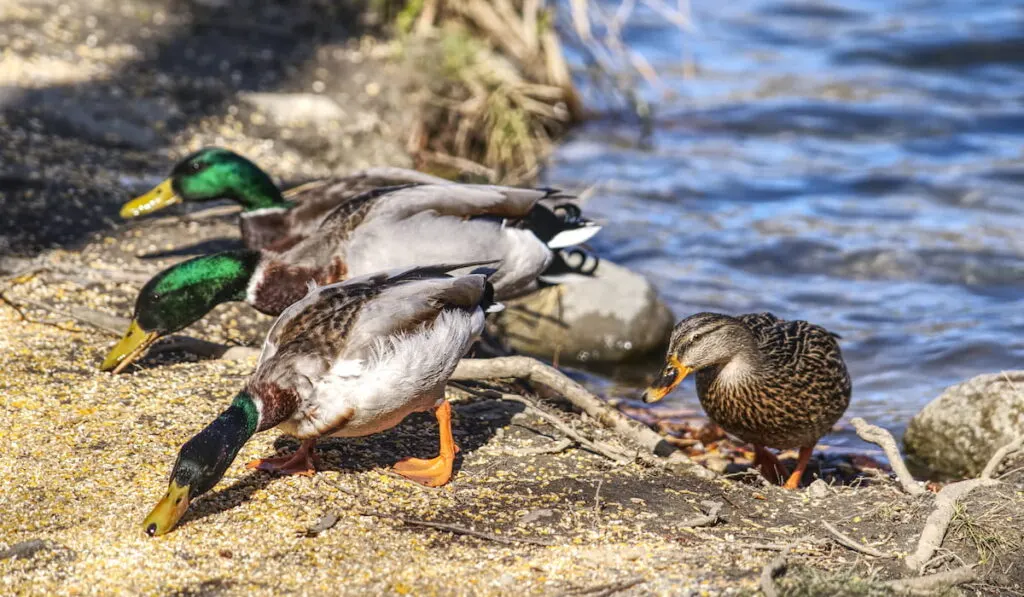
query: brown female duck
[{"left": 643, "top": 312, "right": 851, "bottom": 489}]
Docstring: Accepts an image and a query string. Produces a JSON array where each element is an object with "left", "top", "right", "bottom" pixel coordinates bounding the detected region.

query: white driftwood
[
  {"left": 851, "top": 417, "right": 924, "bottom": 496},
  {"left": 904, "top": 479, "right": 998, "bottom": 572}
]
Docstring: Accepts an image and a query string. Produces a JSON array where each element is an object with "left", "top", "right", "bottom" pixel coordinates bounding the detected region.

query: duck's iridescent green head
[
  {"left": 120, "top": 147, "right": 290, "bottom": 218},
  {"left": 143, "top": 391, "right": 260, "bottom": 536},
  {"left": 100, "top": 250, "right": 262, "bottom": 373}
]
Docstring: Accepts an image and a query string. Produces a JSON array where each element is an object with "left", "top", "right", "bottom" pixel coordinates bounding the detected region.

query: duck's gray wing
[
  {"left": 345, "top": 212, "right": 550, "bottom": 299},
  {"left": 366, "top": 184, "right": 563, "bottom": 222}
]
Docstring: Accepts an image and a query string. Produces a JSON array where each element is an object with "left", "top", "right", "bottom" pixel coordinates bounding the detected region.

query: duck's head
[
  {"left": 642, "top": 312, "right": 753, "bottom": 403},
  {"left": 143, "top": 392, "right": 259, "bottom": 536},
  {"left": 120, "top": 147, "right": 288, "bottom": 218},
  {"left": 101, "top": 251, "right": 262, "bottom": 373}
]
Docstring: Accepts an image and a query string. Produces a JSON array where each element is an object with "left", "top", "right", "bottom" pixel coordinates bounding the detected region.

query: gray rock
[
  {"left": 806, "top": 479, "right": 829, "bottom": 499},
  {"left": 240, "top": 92, "right": 347, "bottom": 126},
  {"left": 904, "top": 371, "right": 1024, "bottom": 478},
  {"left": 492, "top": 259, "right": 674, "bottom": 364}
]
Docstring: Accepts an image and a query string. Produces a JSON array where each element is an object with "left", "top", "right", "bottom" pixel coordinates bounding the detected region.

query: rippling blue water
[{"left": 547, "top": 0, "right": 1024, "bottom": 448}]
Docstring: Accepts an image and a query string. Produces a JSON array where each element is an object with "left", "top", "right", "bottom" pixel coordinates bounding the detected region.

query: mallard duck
[
  {"left": 642, "top": 312, "right": 851, "bottom": 489},
  {"left": 142, "top": 263, "right": 500, "bottom": 536},
  {"left": 101, "top": 183, "right": 600, "bottom": 373},
  {"left": 120, "top": 147, "right": 453, "bottom": 251}
]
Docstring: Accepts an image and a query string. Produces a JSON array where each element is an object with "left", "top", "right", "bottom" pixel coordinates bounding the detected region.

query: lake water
[{"left": 546, "top": 0, "right": 1024, "bottom": 449}]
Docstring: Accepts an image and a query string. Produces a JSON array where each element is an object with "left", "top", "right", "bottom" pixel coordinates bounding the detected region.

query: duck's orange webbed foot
[
  {"left": 782, "top": 446, "right": 814, "bottom": 490},
  {"left": 247, "top": 439, "right": 320, "bottom": 476},
  {"left": 392, "top": 401, "right": 459, "bottom": 487}
]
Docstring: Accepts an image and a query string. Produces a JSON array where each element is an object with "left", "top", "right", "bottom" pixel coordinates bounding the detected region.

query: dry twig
[
  {"left": 851, "top": 417, "right": 924, "bottom": 495},
  {"left": 452, "top": 357, "right": 715, "bottom": 479},
  {"left": 905, "top": 479, "right": 998, "bottom": 572},
  {"left": 821, "top": 521, "right": 887, "bottom": 558},
  {"left": 461, "top": 386, "right": 633, "bottom": 465},
  {"left": 562, "top": 576, "right": 646, "bottom": 597},
  {"left": 677, "top": 500, "right": 723, "bottom": 529}
]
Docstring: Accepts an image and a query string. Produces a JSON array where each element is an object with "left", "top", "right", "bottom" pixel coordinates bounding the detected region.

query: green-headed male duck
[
  {"left": 120, "top": 147, "right": 453, "bottom": 251},
  {"left": 102, "top": 183, "right": 600, "bottom": 373},
  {"left": 143, "top": 263, "right": 502, "bottom": 536}
]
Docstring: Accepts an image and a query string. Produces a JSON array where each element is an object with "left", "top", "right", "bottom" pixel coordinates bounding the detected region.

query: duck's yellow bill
[
  {"left": 143, "top": 481, "right": 191, "bottom": 537},
  {"left": 101, "top": 319, "right": 159, "bottom": 373},
  {"left": 642, "top": 356, "right": 691, "bottom": 403},
  {"left": 120, "top": 179, "right": 180, "bottom": 218}
]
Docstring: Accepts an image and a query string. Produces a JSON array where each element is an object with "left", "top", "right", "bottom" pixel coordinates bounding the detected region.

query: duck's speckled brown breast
[{"left": 695, "top": 316, "right": 852, "bottom": 449}]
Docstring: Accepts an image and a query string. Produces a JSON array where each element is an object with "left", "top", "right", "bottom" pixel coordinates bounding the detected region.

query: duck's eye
[{"left": 187, "top": 161, "right": 204, "bottom": 173}]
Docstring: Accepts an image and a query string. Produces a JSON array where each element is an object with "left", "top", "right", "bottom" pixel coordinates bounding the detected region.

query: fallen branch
[
  {"left": 358, "top": 510, "right": 554, "bottom": 547},
  {"left": 851, "top": 417, "right": 924, "bottom": 496},
  {"left": 677, "top": 500, "right": 723, "bottom": 529},
  {"left": 452, "top": 357, "right": 715, "bottom": 479},
  {"left": 4, "top": 296, "right": 122, "bottom": 336},
  {"left": 904, "top": 478, "right": 998, "bottom": 572},
  {"left": 885, "top": 566, "right": 976, "bottom": 595},
  {"left": 821, "top": 521, "right": 887, "bottom": 558},
  {"left": 981, "top": 435, "right": 1024, "bottom": 480}
]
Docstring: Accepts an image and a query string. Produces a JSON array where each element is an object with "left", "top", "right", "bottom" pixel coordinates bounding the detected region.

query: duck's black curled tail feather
[
  {"left": 538, "top": 247, "right": 601, "bottom": 286},
  {"left": 519, "top": 201, "right": 602, "bottom": 249}
]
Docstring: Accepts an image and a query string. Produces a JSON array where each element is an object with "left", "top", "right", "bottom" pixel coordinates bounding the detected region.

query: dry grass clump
[{"left": 379, "top": 0, "right": 690, "bottom": 182}]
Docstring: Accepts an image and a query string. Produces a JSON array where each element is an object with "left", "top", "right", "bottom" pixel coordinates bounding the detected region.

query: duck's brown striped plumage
[
  {"left": 645, "top": 311, "right": 851, "bottom": 487},
  {"left": 693, "top": 313, "right": 851, "bottom": 449}
]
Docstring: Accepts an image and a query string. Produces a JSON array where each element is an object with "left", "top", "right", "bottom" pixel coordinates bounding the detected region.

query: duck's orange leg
[
  {"left": 754, "top": 445, "right": 786, "bottom": 485},
  {"left": 393, "top": 401, "right": 460, "bottom": 487},
  {"left": 783, "top": 446, "right": 814, "bottom": 490},
  {"left": 247, "top": 439, "right": 320, "bottom": 476}
]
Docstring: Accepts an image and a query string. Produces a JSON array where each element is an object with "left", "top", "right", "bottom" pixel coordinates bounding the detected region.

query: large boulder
[
  {"left": 491, "top": 258, "right": 675, "bottom": 365},
  {"left": 904, "top": 372, "right": 1024, "bottom": 478}
]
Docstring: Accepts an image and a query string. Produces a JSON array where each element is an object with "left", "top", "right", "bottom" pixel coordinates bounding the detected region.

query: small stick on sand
[
  {"left": 461, "top": 386, "right": 634, "bottom": 465},
  {"left": 359, "top": 510, "right": 554, "bottom": 547},
  {"left": 452, "top": 357, "right": 715, "bottom": 479},
  {"left": 981, "top": 435, "right": 1024, "bottom": 480},
  {"left": 4, "top": 296, "right": 120, "bottom": 335},
  {"left": 885, "top": 565, "right": 976, "bottom": 595},
  {"left": 904, "top": 478, "right": 998, "bottom": 572},
  {"left": 563, "top": 575, "right": 646, "bottom": 596},
  {"left": 504, "top": 438, "right": 574, "bottom": 457},
  {"left": 851, "top": 417, "right": 924, "bottom": 496},
  {"left": 677, "top": 500, "right": 724, "bottom": 529},
  {"left": 821, "top": 521, "right": 887, "bottom": 558}
]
